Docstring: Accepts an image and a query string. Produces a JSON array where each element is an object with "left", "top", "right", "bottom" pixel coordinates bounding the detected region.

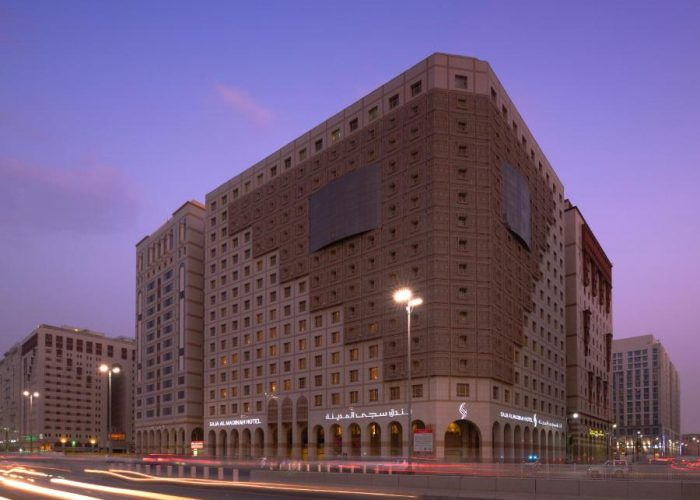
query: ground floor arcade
[{"left": 199, "top": 399, "right": 566, "bottom": 462}]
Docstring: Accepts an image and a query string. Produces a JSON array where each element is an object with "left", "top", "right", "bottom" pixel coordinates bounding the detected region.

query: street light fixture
[
  {"left": 99, "top": 364, "right": 121, "bottom": 456},
  {"left": 393, "top": 287, "right": 423, "bottom": 468},
  {"left": 22, "top": 390, "right": 40, "bottom": 453}
]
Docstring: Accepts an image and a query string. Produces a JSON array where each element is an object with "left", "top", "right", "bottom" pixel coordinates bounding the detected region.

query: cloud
[
  {"left": 0, "top": 158, "right": 142, "bottom": 234},
  {"left": 215, "top": 83, "right": 272, "bottom": 127}
]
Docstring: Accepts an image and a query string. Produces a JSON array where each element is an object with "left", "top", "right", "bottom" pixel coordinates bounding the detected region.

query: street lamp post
[
  {"left": 610, "top": 423, "right": 617, "bottom": 460},
  {"left": 99, "top": 364, "right": 121, "bottom": 455},
  {"left": 22, "top": 390, "right": 40, "bottom": 453},
  {"left": 568, "top": 412, "right": 580, "bottom": 463},
  {"left": 393, "top": 287, "right": 423, "bottom": 469}
]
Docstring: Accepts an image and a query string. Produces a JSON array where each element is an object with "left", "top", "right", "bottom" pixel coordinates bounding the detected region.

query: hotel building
[
  {"left": 134, "top": 201, "right": 206, "bottom": 454},
  {"left": 3, "top": 324, "right": 135, "bottom": 452},
  {"left": 564, "top": 201, "right": 613, "bottom": 463},
  {"left": 612, "top": 335, "right": 681, "bottom": 459},
  {"left": 200, "top": 53, "right": 569, "bottom": 462}
]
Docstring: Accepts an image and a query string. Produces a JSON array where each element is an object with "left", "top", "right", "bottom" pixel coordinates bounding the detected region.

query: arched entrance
[
  {"left": 254, "top": 428, "right": 265, "bottom": 458},
  {"left": 349, "top": 424, "right": 361, "bottom": 457},
  {"left": 524, "top": 427, "right": 532, "bottom": 458},
  {"left": 230, "top": 429, "right": 239, "bottom": 458},
  {"left": 267, "top": 399, "right": 279, "bottom": 458},
  {"left": 296, "top": 396, "right": 309, "bottom": 461},
  {"left": 241, "top": 429, "right": 252, "bottom": 458},
  {"left": 314, "top": 426, "right": 325, "bottom": 460},
  {"left": 285, "top": 426, "right": 293, "bottom": 458},
  {"left": 492, "top": 422, "right": 502, "bottom": 462},
  {"left": 444, "top": 420, "right": 481, "bottom": 462},
  {"left": 219, "top": 429, "right": 228, "bottom": 458},
  {"left": 389, "top": 421, "right": 402, "bottom": 457},
  {"left": 300, "top": 426, "right": 308, "bottom": 460},
  {"left": 207, "top": 430, "right": 216, "bottom": 457},
  {"left": 368, "top": 422, "right": 381, "bottom": 456},
  {"left": 503, "top": 424, "right": 513, "bottom": 462},
  {"left": 330, "top": 424, "right": 342, "bottom": 456}
]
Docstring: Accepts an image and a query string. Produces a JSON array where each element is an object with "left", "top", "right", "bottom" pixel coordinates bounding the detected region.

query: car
[{"left": 587, "top": 459, "right": 630, "bottom": 479}]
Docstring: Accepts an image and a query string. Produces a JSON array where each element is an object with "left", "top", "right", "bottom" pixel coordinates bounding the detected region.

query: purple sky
[{"left": 1, "top": 1, "right": 699, "bottom": 430}]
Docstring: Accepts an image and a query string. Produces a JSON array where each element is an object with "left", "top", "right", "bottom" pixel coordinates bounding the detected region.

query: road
[{"left": 0, "top": 455, "right": 418, "bottom": 500}]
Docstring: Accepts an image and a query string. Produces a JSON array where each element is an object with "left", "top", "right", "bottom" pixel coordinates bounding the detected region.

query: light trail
[
  {"left": 0, "top": 476, "right": 99, "bottom": 500},
  {"left": 85, "top": 468, "right": 419, "bottom": 498},
  {"left": 51, "top": 477, "right": 197, "bottom": 500}
]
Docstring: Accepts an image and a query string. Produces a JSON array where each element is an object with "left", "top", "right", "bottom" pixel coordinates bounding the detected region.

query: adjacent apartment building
[
  {"left": 134, "top": 200, "right": 206, "bottom": 455},
  {"left": 0, "top": 325, "right": 135, "bottom": 452},
  {"left": 0, "top": 343, "right": 21, "bottom": 450},
  {"left": 612, "top": 335, "right": 680, "bottom": 459},
  {"left": 200, "top": 53, "right": 569, "bottom": 462},
  {"left": 564, "top": 202, "right": 614, "bottom": 463}
]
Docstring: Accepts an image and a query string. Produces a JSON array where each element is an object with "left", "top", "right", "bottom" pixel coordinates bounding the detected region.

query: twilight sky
[{"left": 1, "top": 1, "right": 698, "bottom": 430}]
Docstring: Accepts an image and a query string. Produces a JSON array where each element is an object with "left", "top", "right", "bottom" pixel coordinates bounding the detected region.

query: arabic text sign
[
  {"left": 324, "top": 408, "right": 407, "bottom": 422},
  {"left": 499, "top": 411, "right": 562, "bottom": 429}
]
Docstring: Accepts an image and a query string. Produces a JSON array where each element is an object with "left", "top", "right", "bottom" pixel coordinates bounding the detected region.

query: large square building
[{"left": 203, "top": 53, "right": 567, "bottom": 462}]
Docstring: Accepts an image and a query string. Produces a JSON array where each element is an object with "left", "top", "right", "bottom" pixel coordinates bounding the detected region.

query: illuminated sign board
[
  {"left": 208, "top": 418, "right": 262, "bottom": 427},
  {"left": 324, "top": 408, "right": 407, "bottom": 422},
  {"left": 589, "top": 429, "right": 605, "bottom": 438},
  {"left": 191, "top": 440, "right": 204, "bottom": 450},
  {"left": 110, "top": 433, "right": 126, "bottom": 441},
  {"left": 499, "top": 411, "right": 562, "bottom": 429}
]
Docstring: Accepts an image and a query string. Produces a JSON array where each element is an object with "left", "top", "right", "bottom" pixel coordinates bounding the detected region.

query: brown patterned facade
[
  {"left": 228, "top": 90, "right": 555, "bottom": 386},
  {"left": 204, "top": 54, "right": 568, "bottom": 462}
]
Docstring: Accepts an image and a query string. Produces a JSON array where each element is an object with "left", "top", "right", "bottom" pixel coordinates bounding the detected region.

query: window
[
  {"left": 389, "top": 94, "right": 399, "bottom": 109},
  {"left": 455, "top": 74, "right": 468, "bottom": 89},
  {"left": 350, "top": 391, "right": 359, "bottom": 404},
  {"left": 349, "top": 369, "right": 359, "bottom": 382},
  {"left": 349, "top": 118, "right": 358, "bottom": 132},
  {"left": 368, "top": 106, "right": 378, "bottom": 121},
  {"left": 410, "top": 81, "right": 422, "bottom": 96},
  {"left": 369, "top": 389, "right": 379, "bottom": 402},
  {"left": 412, "top": 384, "right": 423, "bottom": 398},
  {"left": 369, "top": 367, "right": 379, "bottom": 380},
  {"left": 390, "top": 386, "right": 400, "bottom": 400},
  {"left": 331, "top": 129, "right": 341, "bottom": 143},
  {"left": 457, "top": 383, "right": 470, "bottom": 397},
  {"left": 349, "top": 348, "right": 359, "bottom": 361},
  {"left": 314, "top": 139, "right": 323, "bottom": 152},
  {"left": 492, "top": 386, "right": 499, "bottom": 400},
  {"left": 314, "top": 395, "right": 323, "bottom": 407},
  {"left": 368, "top": 344, "right": 378, "bottom": 358}
]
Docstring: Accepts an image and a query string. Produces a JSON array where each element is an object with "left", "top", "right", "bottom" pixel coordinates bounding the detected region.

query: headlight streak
[
  {"left": 0, "top": 476, "right": 99, "bottom": 500},
  {"left": 85, "top": 468, "right": 419, "bottom": 499},
  {"left": 50, "top": 477, "right": 197, "bottom": 500}
]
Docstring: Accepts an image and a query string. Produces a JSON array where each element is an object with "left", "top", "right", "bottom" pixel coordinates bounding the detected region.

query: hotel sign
[
  {"left": 208, "top": 418, "right": 262, "bottom": 427},
  {"left": 324, "top": 408, "right": 407, "bottom": 422},
  {"left": 499, "top": 411, "right": 563, "bottom": 430}
]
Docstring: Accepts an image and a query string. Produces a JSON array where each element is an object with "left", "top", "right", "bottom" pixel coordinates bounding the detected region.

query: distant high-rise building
[
  {"left": 201, "top": 53, "right": 569, "bottom": 462},
  {"left": 612, "top": 335, "right": 681, "bottom": 459},
  {"left": 0, "top": 343, "right": 21, "bottom": 450},
  {"left": 564, "top": 201, "right": 613, "bottom": 463},
  {"left": 134, "top": 200, "right": 206, "bottom": 455},
  {"left": 3, "top": 324, "right": 135, "bottom": 452}
]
